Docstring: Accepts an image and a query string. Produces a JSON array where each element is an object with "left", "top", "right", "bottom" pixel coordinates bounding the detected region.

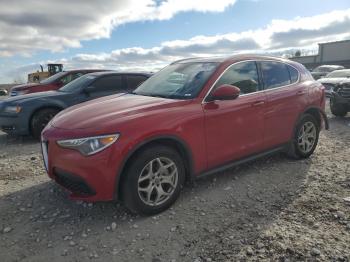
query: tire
[
  {"left": 30, "top": 108, "right": 60, "bottom": 139},
  {"left": 330, "top": 98, "right": 347, "bottom": 117},
  {"left": 286, "top": 114, "right": 320, "bottom": 159},
  {"left": 121, "top": 145, "right": 185, "bottom": 215}
]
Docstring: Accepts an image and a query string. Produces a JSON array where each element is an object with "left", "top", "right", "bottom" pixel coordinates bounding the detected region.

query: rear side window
[
  {"left": 287, "top": 65, "right": 299, "bottom": 83},
  {"left": 72, "top": 72, "right": 84, "bottom": 81},
  {"left": 92, "top": 75, "right": 124, "bottom": 92},
  {"left": 214, "top": 61, "right": 260, "bottom": 95},
  {"left": 261, "top": 62, "right": 291, "bottom": 89},
  {"left": 127, "top": 75, "right": 148, "bottom": 91}
]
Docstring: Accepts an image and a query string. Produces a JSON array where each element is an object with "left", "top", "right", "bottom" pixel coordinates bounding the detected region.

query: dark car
[
  {"left": 42, "top": 55, "right": 328, "bottom": 215},
  {"left": 329, "top": 81, "right": 350, "bottom": 117},
  {"left": 311, "top": 65, "right": 345, "bottom": 80},
  {"left": 0, "top": 72, "right": 150, "bottom": 138},
  {"left": 318, "top": 69, "right": 350, "bottom": 97},
  {"left": 10, "top": 69, "right": 107, "bottom": 96}
]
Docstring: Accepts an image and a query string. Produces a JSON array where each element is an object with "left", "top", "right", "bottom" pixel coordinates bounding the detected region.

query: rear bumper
[{"left": 0, "top": 115, "right": 29, "bottom": 135}]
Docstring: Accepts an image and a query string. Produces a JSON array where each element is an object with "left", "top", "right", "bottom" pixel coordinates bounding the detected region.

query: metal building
[{"left": 290, "top": 39, "right": 350, "bottom": 70}]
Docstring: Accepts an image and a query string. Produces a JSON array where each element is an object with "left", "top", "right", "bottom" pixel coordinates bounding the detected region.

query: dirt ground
[{"left": 0, "top": 102, "right": 349, "bottom": 262}]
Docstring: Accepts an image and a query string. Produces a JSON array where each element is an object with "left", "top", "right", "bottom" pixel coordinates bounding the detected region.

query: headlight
[
  {"left": 4, "top": 105, "right": 22, "bottom": 114},
  {"left": 57, "top": 134, "right": 120, "bottom": 156}
]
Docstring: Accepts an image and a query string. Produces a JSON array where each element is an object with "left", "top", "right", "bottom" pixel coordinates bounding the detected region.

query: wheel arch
[
  {"left": 28, "top": 105, "right": 64, "bottom": 135},
  {"left": 295, "top": 106, "right": 329, "bottom": 132},
  {"left": 114, "top": 135, "right": 195, "bottom": 200}
]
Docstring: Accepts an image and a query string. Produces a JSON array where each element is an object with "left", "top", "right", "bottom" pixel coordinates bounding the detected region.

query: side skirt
[{"left": 195, "top": 144, "right": 288, "bottom": 180}]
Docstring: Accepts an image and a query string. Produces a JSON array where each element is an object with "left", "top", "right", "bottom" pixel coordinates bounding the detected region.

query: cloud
[
  {"left": 0, "top": 0, "right": 236, "bottom": 57},
  {"left": 54, "top": 9, "right": 350, "bottom": 71},
  {"left": 2, "top": 8, "right": 350, "bottom": 83}
]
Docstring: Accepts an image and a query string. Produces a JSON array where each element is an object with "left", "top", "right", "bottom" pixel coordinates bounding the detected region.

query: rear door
[
  {"left": 203, "top": 61, "right": 266, "bottom": 169},
  {"left": 87, "top": 75, "right": 126, "bottom": 99},
  {"left": 259, "top": 61, "right": 307, "bottom": 148}
]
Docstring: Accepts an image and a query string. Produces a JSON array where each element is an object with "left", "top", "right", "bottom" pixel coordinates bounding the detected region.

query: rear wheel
[
  {"left": 30, "top": 108, "right": 60, "bottom": 139},
  {"left": 330, "top": 98, "right": 347, "bottom": 117},
  {"left": 121, "top": 145, "right": 185, "bottom": 215},
  {"left": 287, "top": 114, "right": 319, "bottom": 159}
]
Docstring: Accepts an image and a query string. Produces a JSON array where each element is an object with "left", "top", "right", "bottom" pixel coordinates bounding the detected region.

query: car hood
[
  {"left": 311, "top": 71, "right": 325, "bottom": 75},
  {"left": 51, "top": 94, "right": 189, "bottom": 130},
  {"left": 3, "top": 91, "right": 67, "bottom": 104},
  {"left": 11, "top": 83, "right": 41, "bottom": 91},
  {"left": 318, "top": 78, "right": 350, "bottom": 84}
]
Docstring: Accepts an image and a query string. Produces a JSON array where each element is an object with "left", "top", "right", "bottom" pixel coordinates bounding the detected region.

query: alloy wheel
[
  {"left": 137, "top": 157, "right": 178, "bottom": 206},
  {"left": 297, "top": 121, "right": 317, "bottom": 154}
]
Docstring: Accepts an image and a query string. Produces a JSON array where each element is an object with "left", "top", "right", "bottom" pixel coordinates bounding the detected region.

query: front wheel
[
  {"left": 286, "top": 114, "right": 320, "bottom": 159},
  {"left": 30, "top": 108, "right": 60, "bottom": 139},
  {"left": 121, "top": 145, "right": 185, "bottom": 215}
]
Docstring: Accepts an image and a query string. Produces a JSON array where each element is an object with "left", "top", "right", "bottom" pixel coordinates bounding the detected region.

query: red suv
[
  {"left": 42, "top": 55, "right": 328, "bottom": 215},
  {"left": 10, "top": 69, "right": 107, "bottom": 96}
]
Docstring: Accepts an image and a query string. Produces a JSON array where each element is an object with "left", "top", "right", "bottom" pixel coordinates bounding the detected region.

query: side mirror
[{"left": 208, "top": 84, "right": 240, "bottom": 101}]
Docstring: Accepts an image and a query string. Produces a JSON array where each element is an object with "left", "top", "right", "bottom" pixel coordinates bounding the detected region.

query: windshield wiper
[
  {"left": 133, "top": 92, "right": 171, "bottom": 99},
  {"left": 147, "top": 94, "right": 170, "bottom": 99}
]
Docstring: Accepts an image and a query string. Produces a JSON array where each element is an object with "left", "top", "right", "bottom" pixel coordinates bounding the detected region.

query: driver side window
[{"left": 214, "top": 61, "right": 260, "bottom": 95}]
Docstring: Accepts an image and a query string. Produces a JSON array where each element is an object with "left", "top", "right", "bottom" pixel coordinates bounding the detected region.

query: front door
[{"left": 203, "top": 61, "right": 266, "bottom": 170}]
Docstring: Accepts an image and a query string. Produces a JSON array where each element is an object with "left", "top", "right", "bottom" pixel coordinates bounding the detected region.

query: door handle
[
  {"left": 296, "top": 90, "right": 307, "bottom": 96},
  {"left": 252, "top": 101, "right": 265, "bottom": 107}
]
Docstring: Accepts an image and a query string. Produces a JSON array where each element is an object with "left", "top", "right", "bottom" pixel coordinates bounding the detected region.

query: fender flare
[
  {"left": 28, "top": 104, "right": 65, "bottom": 130},
  {"left": 298, "top": 106, "right": 329, "bottom": 130},
  {"left": 319, "top": 108, "right": 329, "bottom": 130},
  {"left": 113, "top": 134, "right": 195, "bottom": 200}
]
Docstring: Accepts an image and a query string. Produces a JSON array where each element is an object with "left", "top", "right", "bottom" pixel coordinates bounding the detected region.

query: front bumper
[
  {"left": 322, "top": 84, "right": 334, "bottom": 98},
  {"left": 330, "top": 91, "right": 350, "bottom": 109},
  {"left": 0, "top": 114, "right": 29, "bottom": 135},
  {"left": 41, "top": 127, "right": 125, "bottom": 202}
]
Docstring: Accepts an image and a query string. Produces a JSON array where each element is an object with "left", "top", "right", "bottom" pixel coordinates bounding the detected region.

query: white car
[
  {"left": 318, "top": 69, "right": 350, "bottom": 97},
  {"left": 311, "top": 65, "right": 345, "bottom": 80}
]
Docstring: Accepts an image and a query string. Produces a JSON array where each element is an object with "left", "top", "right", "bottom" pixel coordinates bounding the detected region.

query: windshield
[
  {"left": 133, "top": 62, "right": 218, "bottom": 99},
  {"left": 40, "top": 72, "right": 66, "bottom": 84},
  {"left": 313, "top": 66, "right": 341, "bottom": 73},
  {"left": 59, "top": 75, "right": 96, "bottom": 92},
  {"left": 326, "top": 70, "right": 350, "bottom": 78}
]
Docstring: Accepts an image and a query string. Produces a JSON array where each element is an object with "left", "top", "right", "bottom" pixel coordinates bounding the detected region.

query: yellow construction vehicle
[{"left": 28, "top": 64, "right": 63, "bottom": 83}]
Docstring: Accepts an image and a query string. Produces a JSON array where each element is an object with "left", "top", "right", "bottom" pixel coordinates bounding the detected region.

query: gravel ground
[{"left": 0, "top": 104, "right": 349, "bottom": 262}]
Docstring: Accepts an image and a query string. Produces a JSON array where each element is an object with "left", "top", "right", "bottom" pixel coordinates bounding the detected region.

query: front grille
[
  {"left": 54, "top": 168, "right": 96, "bottom": 196},
  {"left": 1, "top": 125, "right": 16, "bottom": 131},
  {"left": 338, "top": 84, "right": 350, "bottom": 98}
]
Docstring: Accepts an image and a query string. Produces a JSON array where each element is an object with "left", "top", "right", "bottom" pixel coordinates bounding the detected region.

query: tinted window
[
  {"left": 91, "top": 75, "right": 124, "bottom": 92},
  {"left": 58, "top": 72, "right": 85, "bottom": 85},
  {"left": 59, "top": 75, "right": 96, "bottom": 92},
  {"left": 287, "top": 65, "right": 299, "bottom": 83},
  {"left": 40, "top": 72, "right": 66, "bottom": 84},
  {"left": 214, "top": 61, "right": 260, "bottom": 94},
  {"left": 127, "top": 75, "right": 147, "bottom": 91},
  {"left": 261, "top": 62, "right": 291, "bottom": 89}
]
